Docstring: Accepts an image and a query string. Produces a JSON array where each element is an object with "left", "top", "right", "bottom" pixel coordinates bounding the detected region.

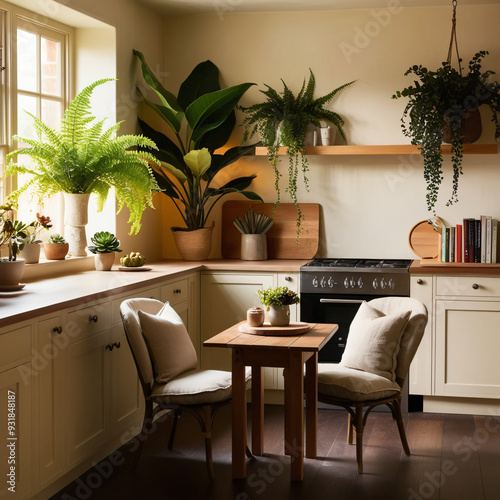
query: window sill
[{"left": 23, "top": 256, "right": 95, "bottom": 281}]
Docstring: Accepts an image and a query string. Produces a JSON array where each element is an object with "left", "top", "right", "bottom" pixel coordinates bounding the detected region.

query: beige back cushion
[
  {"left": 340, "top": 301, "right": 411, "bottom": 381},
  {"left": 138, "top": 303, "right": 198, "bottom": 384}
]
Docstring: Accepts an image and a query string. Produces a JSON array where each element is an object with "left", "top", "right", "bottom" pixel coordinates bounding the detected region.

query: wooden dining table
[{"left": 203, "top": 321, "right": 338, "bottom": 481}]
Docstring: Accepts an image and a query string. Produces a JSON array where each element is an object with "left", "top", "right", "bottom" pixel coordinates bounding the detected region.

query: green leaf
[
  {"left": 161, "top": 162, "right": 187, "bottom": 183},
  {"left": 196, "top": 111, "right": 235, "bottom": 151},
  {"left": 184, "top": 148, "right": 211, "bottom": 178},
  {"left": 177, "top": 60, "right": 220, "bottom": 110},
  {"left": 207, "top": 143, "right": 257, "bottom": 179},
  {"left": 185, "top": 83, "right": 255, "bottom": 144},
  {"left": 133, "top": 49, "right": 184, "bottom": 133},
  {"left": 138, "top": 118, "right": 184, "bottom": 167}
]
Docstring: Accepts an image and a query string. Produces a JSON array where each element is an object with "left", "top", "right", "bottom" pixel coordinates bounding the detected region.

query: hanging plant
[
  {"left": 240, "top": 71, "right": 354, "bottom": 234},
  {"left": 392, "top": 1, "right": 500, "bottom": 213}
]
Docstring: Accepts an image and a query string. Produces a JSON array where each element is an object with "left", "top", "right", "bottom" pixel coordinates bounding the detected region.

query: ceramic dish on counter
[{"left": 117, "top": 267, "right": 152, "bottom": 272}]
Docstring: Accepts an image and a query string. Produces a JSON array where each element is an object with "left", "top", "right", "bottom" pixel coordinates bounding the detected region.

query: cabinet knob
[
  {"left": 105, "top": 344, "right": 114, "bottom": 351},
  {"left": 472, "top": 283, "right": 479, "bottom": 290},
  {"left": 284, "top": 276, "right": 292, "bottom": 282},
  {"left": 89, "top": 315, "right": 98, "bottom": 323},
  {"left": 113, "top": 342, "right": 121, "bottom": 349},
  {"left": 416, "top": 279, "right": 423, "bottom": 285},
  {"left": 52, "top": 326, "right": 62, "bottom": 334},
  {"left": 173, "top": 289, "right": 182, "bottom": 294}
]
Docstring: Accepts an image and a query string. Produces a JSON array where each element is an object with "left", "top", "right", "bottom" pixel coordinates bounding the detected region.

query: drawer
[
  {"left": 436, "top": 276, "right": 500, "bottom": 297},
  {"left": 0, "top": 325, "right": 31, "bottom": 369},
  {"left": 111, "top": 286, "right": 160, "bottom": 323},
  {"left": 161, "top": 278, "right": 189, "bottom": 306},
  {"left": 66, "top": 301, "right": 111, "bottom": 342}
]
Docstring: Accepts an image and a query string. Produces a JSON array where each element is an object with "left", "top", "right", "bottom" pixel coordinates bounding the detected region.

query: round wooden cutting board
[
  {"left": 408, "top": 218, "right": 442, "bottom": 259},
  {"left": 238, "top": 322, "right": 311, "bottom": 336}
]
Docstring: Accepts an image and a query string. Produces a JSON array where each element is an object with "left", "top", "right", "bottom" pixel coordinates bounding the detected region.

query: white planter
[
  {"left": 241, "top": 234, "right": 267, "bottom": 261},
  {"left": 94, "top": 252, "right": 115, "bottom": 271},
  {"left": 64, "top": 193, "right": 90, "bottom": 257},
  {"left": 267, "top": 304, "right": 290, "bottom": 326},
  {"left": 20, "top": 243, "right": 41, "bottom": 264},
  {"left": 0, "top": 259, "right": 26, "bottom": 286}
]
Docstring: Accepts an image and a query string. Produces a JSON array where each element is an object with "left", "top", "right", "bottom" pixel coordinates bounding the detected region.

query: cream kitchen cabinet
[{"left": 0, "top": 323, "right": 33, "bottom": 500}]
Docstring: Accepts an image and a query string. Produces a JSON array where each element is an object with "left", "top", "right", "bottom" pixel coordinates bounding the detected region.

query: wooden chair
[
  {"left": 120, "top": 298, "right": 250, "bottom": 480},
  {"left": 317, "top": 297, "right": 428, "bottom": 473}
]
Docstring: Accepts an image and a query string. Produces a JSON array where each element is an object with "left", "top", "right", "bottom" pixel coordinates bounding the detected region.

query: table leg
[
  {"left": 287, "top": 351, "right": 304, "bottom": 481},
  {"left": 251, "top": 366, "right": 264, "bottom": 456},
  {"left": 283, "top": 367, "right": 291, "bottom": 456},
  {"left": 305, "top": 352, "right": 318, "bottom": 459},
  {"left": 232, "top": 348, "right": 247, "bottom": 479}
]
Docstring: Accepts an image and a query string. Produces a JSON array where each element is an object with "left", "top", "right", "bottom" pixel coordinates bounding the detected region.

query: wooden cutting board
[
  {"left": 238, "top": 322, "right": 311, "bottom": 336},
  {"left": 221, "top": 201, "right": 320, "bottom": 259},
  {"left": 408, "top": 218, "right": 443, "bottom": 259}
]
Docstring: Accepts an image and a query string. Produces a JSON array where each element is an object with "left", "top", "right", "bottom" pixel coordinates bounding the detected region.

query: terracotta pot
[
  {"left": 20, "top": 243, "right": 41, "bottom": 264},
  {"left": 171, "top": 225, "right": 214, "bottom": 261},
  {"left": 442, "top": 108, "right": 482, "bottom": 144},
  {"left": 0, "top": 259, "right": 26, "bottom": 286},
  {"left": 64, "top": 193, "right": 90, "bottom": 256},
  {"left": 241, "top": 234, "right": 267, "bottom": 261},
  {"left": 267, "top": 304, "right": 290, "bottom": 326},
  {"left": 43, "top": 243, "right": 69, "bottom": 260},
  {"left": 94, "top": 252, "right": 115, "bottom": 271}
]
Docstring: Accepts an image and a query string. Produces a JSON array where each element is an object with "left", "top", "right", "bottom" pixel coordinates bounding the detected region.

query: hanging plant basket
[{"left": 442, "top": 107, "right": 482, "bottom": 144}]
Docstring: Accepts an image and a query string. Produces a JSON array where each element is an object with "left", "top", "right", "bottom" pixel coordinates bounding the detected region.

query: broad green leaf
[
  {"left": 177, "top": 60, "right": 220, "bottom": 111},
  {"left": 185, "top": 83, "right": 255, "bottom": 144},
  {"left": 196, "top": 111, "right": 235, "bottom": 151},
  {"left": 151, "top": 169, "right": 179, "bottom": 198},
  {"left": 137, "top": 88, "right": 184, "bottom": 135},
  {"left": 184, "top": 148, "right": 211, "bottom": 178},
  {"left": 161, "top": 162, "right": 187, "bottom": 184},
  {"left": 207, "top": 143, "right": 257, "bottom": 179},
  {"left": 134, "top": 50, "right": 184, "bottom": 133},
  {"left": 138, "top": 118, "right": 184, "bottom": 167}
]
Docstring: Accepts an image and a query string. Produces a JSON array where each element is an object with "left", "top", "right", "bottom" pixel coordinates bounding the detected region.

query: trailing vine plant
[{"left": 240, "top": 71, "right": 354, "bottom": 236}]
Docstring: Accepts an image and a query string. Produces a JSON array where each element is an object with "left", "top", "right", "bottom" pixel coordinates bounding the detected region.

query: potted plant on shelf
[
  {"left": 392, "top": 51, "right": 500, "bottom": 213},
  {"left": 256, "top": 285, "right": 300, "bottom": 327},
  {"left": 43, "top": 233, "right": 69, "bottom": 260},
  {"left": 233, "top": 208, "right": 273, "bottom": 261},
  {"left": 240, "top": 71, "right": 354, "bottom": 233},
  {"left": 6, "top": 78, "right": 160, "bottom": 257},
  {"left": 133, "top": 50, "right": 263, "bottom": 260},
  {"left": 87, "top": 231, "right": 122, "bottom": 271},
  {"left": 0, "top": 203, "right": 28, "bottom": 287},
  {"left": 18, "top": 213, "right": 52, "bottom": 264}
]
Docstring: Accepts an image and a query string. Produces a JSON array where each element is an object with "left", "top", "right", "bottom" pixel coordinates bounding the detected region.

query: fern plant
[
  {"left": 6, "top": 78, "right": 160, "bottom": 234},
  {"left": 240, "top": 71, "right": 354, "bottom": 234}
]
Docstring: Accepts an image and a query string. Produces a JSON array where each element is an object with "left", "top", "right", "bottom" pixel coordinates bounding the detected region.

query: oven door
[{"left": 300, "top": 293, "right": 381, "bottom": 363}]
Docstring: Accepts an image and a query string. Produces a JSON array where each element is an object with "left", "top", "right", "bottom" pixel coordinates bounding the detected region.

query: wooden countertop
[
  {"left": 0, "top": 259, "right": 308, "bottom": 328},
  {"left": 410, "top": 260, "right": 500, "bottom": 276}
]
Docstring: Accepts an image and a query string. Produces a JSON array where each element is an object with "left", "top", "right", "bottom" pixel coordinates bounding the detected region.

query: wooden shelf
[{"left": 254, "top": 144, "right": 498, "bottom": 156}]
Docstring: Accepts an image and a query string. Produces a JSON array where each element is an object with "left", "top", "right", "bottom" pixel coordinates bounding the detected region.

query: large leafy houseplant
[
  {"left": 6, "top": 78, "right": 160, "bottom": 239},
  {"left": 133, "top": 50, "right": 263, "bottom": 240},
  {"left": 240, "top": 71, "right": 354, "bottom": 232},
  {"left": 392, "top": 51, "right": 500, "bottom": 213}
]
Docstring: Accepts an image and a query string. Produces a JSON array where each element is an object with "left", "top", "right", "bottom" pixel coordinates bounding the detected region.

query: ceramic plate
[
  {"left": 118, "top": 266, "right": 151, "bottom": 272},
  {"left": 0, "top": 283, "right": 26, "bottom": 292}
]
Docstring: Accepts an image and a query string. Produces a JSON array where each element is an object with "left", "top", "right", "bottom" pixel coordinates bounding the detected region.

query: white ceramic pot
[
  {"left": 64, "top": 193, "right": 90, "bottom": 257},
  {"left": 94, "top": 252, "right": 115, "bottom": 271},
  {"left": 241, "top": 234, "right": 267, "bottom": 261},
  {"left": 0, "top": 259, "right": 26, "bottom": 286},
  {"left": 20, "top": 243, "right": 41, "bottom": 264},
  {"left": 267, "top": 304, "right": 290, "bottom": 327}
]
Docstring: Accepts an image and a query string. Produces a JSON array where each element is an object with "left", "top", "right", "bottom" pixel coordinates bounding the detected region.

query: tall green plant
[
  {"left": 240, "top": 71, "right": 354, "bottom": 233},
  {"left": 6, "top": 79, "right": 160, "bottom": 234},
  {"left": 133, "top": 50, "right": 263, "bottom": 230}
]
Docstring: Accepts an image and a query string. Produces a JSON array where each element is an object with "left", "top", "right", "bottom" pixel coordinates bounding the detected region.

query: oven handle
[{"left": 319, "top": 298, "right": 365, "bottom": 304}]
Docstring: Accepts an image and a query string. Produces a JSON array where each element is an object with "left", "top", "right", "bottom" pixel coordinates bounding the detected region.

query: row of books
[{"left": 441, "top": 216, "right": 499, "bottom": 263}]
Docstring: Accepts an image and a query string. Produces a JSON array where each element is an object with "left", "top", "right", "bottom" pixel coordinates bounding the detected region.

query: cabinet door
[
  {"left": 277, "top": 272, "right": 300, "bottom": 322},
  {"left": 0, "top": 364, "right": 32, "bottom": 500},
  {"left": 435, "top": 299, "right": 500, "bottom": 399},
  {"left": 67, "top": 333, "right": 110, "bottom": 466},
  {"left": 409, "top": 275, "right": 433, "bottom": 395},
  {"left": 37, "top": 314, "right": 66, "bottom": 488},
  {"left": 200, "top": 273, "right": 275, "bottom": 370},
  {"left": 109, "top": 325, "right": 144, "bottom": 436}
]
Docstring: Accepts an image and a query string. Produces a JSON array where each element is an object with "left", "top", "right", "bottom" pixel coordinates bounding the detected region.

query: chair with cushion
[
  {"left": 317, "top": 297, "right": 428, "bottom": 473},
  {"left": 120, "top": 298, "right": 251, "bottom": 480}
]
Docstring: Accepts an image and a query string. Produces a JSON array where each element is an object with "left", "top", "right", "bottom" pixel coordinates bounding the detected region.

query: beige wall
[{"left": 160, "top": 5, "right": 500, "bottom": 259}]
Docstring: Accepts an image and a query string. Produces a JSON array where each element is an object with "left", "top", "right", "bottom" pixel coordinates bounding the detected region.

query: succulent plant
[
  {"left": 48, "top": 233, "right": 67, "bottom": 244},
  {"left": 87, "top": 231, "right": 122, "bottom": 254}
]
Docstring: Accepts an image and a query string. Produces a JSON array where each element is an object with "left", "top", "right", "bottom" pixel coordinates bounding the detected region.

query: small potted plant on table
[
  {"left": 87, "top": 231, "right": 122, "bottom": 271},
  {"left": 256, "top": 286, "right": 300, "bottom": 326}
]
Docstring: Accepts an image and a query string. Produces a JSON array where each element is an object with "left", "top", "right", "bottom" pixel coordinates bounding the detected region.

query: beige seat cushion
[
  {"left": 151, "top": 367, "right": 252, "bottom": 405},
  {"left": 138, "top": 303, "right": 197, "bottom": 384},
  {"left": 318, "top": 363, "right": 401, "bottom": 402},
  {"left": 340, "top": 301, "right": 411, "bottom": 381}
]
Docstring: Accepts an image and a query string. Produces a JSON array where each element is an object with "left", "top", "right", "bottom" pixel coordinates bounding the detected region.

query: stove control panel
[{"left": 302, "top": 272, "right": 409, "bottom": 296}]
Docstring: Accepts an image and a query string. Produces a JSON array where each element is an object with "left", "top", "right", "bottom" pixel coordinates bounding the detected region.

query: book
[
  {"left": 456, "top": 224, "right": 462, "bottom": 262},
  {"left": 450, "top": 226, "right": 455, "bottom": 262},
  {"left": 475, "top": 219, "right": 481, "bottom": 263},
  {"left": 480, "top": 215, "right": 487, "bottom": 263},
  {"left": 493, "top": 219, "right": 498, "bottom": 264},
  {"left": 486, "top": 216, "right": 492, "bottom": 263}
]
